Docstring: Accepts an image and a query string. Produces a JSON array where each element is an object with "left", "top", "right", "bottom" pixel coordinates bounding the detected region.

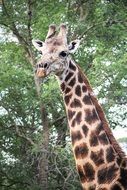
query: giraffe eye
[{"left": 59, "top": 51, "right": 67, "bottom": 58}]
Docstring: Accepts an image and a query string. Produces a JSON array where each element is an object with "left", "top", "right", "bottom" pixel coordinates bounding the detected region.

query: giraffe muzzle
[
  {"left": 36, "top": 68, "right": 46, "bottom": 78},
  {"left": 35, "top": 62, "right": 49, "bottom": 78}
]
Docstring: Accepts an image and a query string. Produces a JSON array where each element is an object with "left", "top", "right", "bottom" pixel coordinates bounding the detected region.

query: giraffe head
[{"left": 32, "top": 24, "right": 80, "bottom": 77}]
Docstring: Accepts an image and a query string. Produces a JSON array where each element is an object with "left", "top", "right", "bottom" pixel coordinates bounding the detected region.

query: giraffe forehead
[
  {"left": 43, "top": 37, "right": 68, "bottom": 53},
  {"left": 45, "top": 37, "right": 67, "bottom": 49},
  {"left": 46, "top": 37, "right": 63, "bottom": 45},
  {"left": 47, "top": 37, "right": 67, "bottom": 46}
]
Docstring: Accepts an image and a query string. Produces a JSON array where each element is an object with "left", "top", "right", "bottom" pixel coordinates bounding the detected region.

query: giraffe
[{"left": 32, "top": 24, "right": 127, "bottom": 190}]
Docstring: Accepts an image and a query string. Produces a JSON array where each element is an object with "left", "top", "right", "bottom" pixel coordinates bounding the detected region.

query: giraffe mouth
[{"left": 36, "top": 68, "right": 46, "bottom": 78}]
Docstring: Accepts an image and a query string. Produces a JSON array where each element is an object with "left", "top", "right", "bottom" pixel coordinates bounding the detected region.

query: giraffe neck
[{"left": 57, "top": 59, "right": 127, "bottom": 190}]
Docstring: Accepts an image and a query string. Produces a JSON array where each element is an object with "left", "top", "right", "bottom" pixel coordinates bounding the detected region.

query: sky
[{"left": 113, "top": 126, "right": 127, "bottom": 139}]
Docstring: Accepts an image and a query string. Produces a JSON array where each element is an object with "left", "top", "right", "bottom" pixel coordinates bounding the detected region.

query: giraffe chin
[{"left": 36, "top": 68, "right": 46, "bottom": 78}]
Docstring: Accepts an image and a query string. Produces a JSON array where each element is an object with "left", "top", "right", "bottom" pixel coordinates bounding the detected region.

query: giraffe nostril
[
  {"left": 38, "top": 63, "right": 42, "bottom": 68},
  {"left": 44, "top": 63, "right": 48, "bottom": 68},
  {"left": 36, "top": 63, "right": 49, "bottom": 70}
]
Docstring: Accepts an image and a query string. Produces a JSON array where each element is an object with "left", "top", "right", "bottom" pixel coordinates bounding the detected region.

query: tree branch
[
  {"left": 51, "top": 115, "right": 66, "bottom": 126},
  {"left": 78, "top": 19, "right": 127, "bottom": 41},
  {"left": 78, "top": 21, "right": 105, "bottom": 40},
  {"left": 1, "top": 0, "right": 35, "bottom": 66},
  {"left": 1, "top": 0, "right": 28, "bottom": 45},
  {"left": 27, "top": 0, "right": 33, "bottom": 44},
  {"left": 14, "top": 125, "right": 35, "bottom": 146}
]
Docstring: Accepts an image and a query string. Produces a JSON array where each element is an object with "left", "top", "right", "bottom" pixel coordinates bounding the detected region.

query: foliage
[{"left": 118, "top": 137, "right": 127, "bottom": 143}]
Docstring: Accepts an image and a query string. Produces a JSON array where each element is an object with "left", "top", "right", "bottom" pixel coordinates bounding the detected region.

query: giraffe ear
[
  {"left": 32, "top": 39, "right": 43, "bottom": 51},
  {"left": 68, "top": 39, "right": 80, "bottom": 53}
]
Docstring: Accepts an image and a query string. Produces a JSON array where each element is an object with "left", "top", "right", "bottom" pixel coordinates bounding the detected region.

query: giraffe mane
[{"left": 77, "top": 64, "right": 127, "bottom": 161}]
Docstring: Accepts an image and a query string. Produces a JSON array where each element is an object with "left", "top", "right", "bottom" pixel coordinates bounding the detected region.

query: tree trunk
[
  {"left": 1, "top": 1, "right": 50, "bottom": 188},
  {"left": 38, "top": 104, "right": 49, "bottom": 190},
  {"left": 30, "top": 60, "right": 50, "bottom": 190},
  {"left": 14, "top": 43, "right": 50, "bottom": 189}
]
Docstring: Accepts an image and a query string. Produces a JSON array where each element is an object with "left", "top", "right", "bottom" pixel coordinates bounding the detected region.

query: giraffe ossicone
[{"left": 32, "top": 24, "right": 127, "bottom": 190}]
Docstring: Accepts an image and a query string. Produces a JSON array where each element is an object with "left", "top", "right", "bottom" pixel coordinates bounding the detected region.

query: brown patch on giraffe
[
  {"left": 64, "top": 87, "right": 71, "bottom": 94},
  {"left": 121, "top": 160, "right": 127, "bottom": 168},
  {"left": 75, "top": 111, "right": 82, "bottom": 124},
  {"left": 53, "top": 40, "right": 62, "bottom": 46},
  {"left": 98, "top": 188, "right": 108, "bottom": 190},
  {"left": 97, "top": 163, "right": 118, "bottom": 184},
  {"left": 77, "top": 165, "right": 86, "bottom": 183},
  {"left": 68, "top": 77, "right": 76, "bottom": 87},
  {"left": 83, "top": 162, "right": 95, "bottom": 182},
  {"left": 90, "top": 149, "right": 104, "bottom": 166},
  {"left": 65, "top": 69, "right": 68, "bottom": 75},
  {"left": 60, "top": 82, "right": 65, "bottom": 92},
  {"left": 78, "top": 72, "right": 83, "bottom": 83},
  {"left": 85, "top": 108, "right": 99, "bottom": 125},
  {"left": 74, "top": 142, "right": 88, "bottom": 159},
  {"left": 116, "top": 157, "right": 121, "bottom": 166},
  {"left": 106, "top": 146, "right": 115, "bottom": 163},
  {"left": 65, "top": 72, "right": 74, "bottom": 82},
  {"left": 88, "top": 185, "right": 96, "bottom": 190},
  {"left": 82, "top": 124, "right": 89, "bottom": 137},
  {"left": 75, "top": 85, "right": 82, "bottom": 97},
  {"left": 118, "top": 167, "right": 127, "bottom": 188},
  {"left": 98, "top": 132, "right": 109, "bottom": 145},
  {"left": 111, "top": 184, "right": 122, "bottom": 190},
  {"left": 89, "top": 131, "right": 99, "bottom": 147},
  {"left": 47, "top": 31, "right": 56, "bottom": 39},
  {"left": 71, "top": 119, "right": 76, "bottom": 127},
  {"left": 82, "top": 95, "right": 92, "bottom": 105},
  {"left": 71, "top": 111, "right": 82, "bottom": 127},
  {"left": 70, "top": 98, "right": 82, "bottom": 108},
  {"left": 64, "top": 94, "right": 72, "bottom": 105},
  {"left": 67, "top": 110, "right": 76, "bottom": 120},
  {"left": 82, "top": 85, "right": 87, "bottom": 92},
  {"left": 95, "top": 122, "right": 103, "bottom": 135},
  {"left": 71, "top": 130, "right": 83, "bottom": 145},
  {"left": 69, "top": 61, "right": 76, "bottom": 71}
]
